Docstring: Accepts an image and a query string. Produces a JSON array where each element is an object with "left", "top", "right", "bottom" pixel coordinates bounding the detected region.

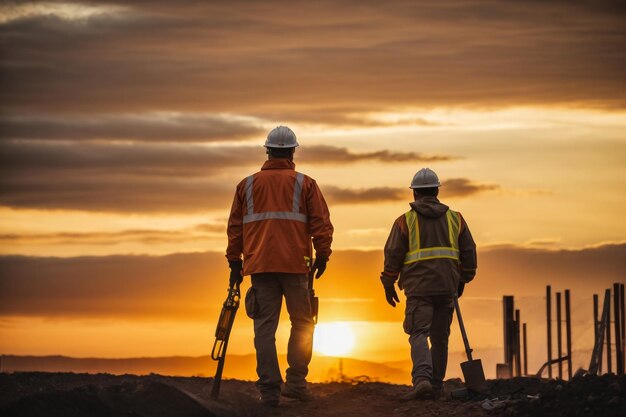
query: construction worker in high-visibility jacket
[
  {"left": 380, "top": 168, "right": 477, "bottom": 400},
  {"left": 226, "top": 126, "right": 334, "bottom": 407}
]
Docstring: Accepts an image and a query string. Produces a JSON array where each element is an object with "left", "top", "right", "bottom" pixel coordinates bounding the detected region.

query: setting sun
[{"left": 313, "top": 322, "right": 356, "bottom": 357}]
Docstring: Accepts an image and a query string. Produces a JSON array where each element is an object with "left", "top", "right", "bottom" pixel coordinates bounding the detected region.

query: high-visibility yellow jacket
[
  {"left": 381, "top": 196, "right": 477, "bottom": 296},
  {"left": 226, "top": 159, "right": 334, "bottom": 275}
]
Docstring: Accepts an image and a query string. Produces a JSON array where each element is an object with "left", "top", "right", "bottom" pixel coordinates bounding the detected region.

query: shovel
[{"left": 454, "top": 296, "right": 488, "bottom": 393}]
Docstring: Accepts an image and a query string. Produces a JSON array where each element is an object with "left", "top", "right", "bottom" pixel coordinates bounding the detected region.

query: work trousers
[
  {"left": 250, "top": 273, "right": 314, "bottom": 399},
  {"left": 403, "top": 295, "right": 454, "bottom": 388}
]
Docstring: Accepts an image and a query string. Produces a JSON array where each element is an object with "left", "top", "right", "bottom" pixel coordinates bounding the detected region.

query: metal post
[
  {"left": 614, "top": 283, "right": 623, "bottom": 375},
  {"left": 619, "top": 284, "right": 626, "bottom": 370},
  {"left": 515, "top": 309, "right": 522, "bottom": 377},
  {"left": 589, "top": 290, "right": 611, "bottom": 374},
  {"left": 503, "top": 296, "right": 515, "bottom": 376},
  {"left": 557, "top": 292, "right": 562, "bottom": 379},
  {"left": 547, "top": 285, "right": 552, "bottom": 378},
  {"left": 594, "top": 294, "right": 603, "bottom": 374},
  {"left": 523, "top": 323, "right": 528, "bottom": 376},
  {"left": 594, "top": 294, "right": 599, "bottom": 341},
  {"left": 565, "top": 289, "right": 572, "bottom": 380},
  {"left": 607, "top": 287, "right": 612, "bottom": 374},
  {"left": 339, "top": 357, "right": 344, "bottom": 381}
]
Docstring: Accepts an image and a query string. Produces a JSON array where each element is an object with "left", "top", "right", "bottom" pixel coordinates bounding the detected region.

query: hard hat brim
[
  {"left": 264, "top": 143, "right": 299, "bottom": 148},
  {"left": 409, "top": 183, "right": 441, "bottom": 189}
]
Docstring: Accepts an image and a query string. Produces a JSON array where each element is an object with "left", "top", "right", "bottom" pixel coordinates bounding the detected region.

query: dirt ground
[{"left": 1, "top": 372, "right": 624, "bottom": 417}]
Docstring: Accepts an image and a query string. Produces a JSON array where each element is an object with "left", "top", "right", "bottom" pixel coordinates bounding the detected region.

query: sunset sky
[{"left": 1, "top": 1, "right": 625, "bottom": 380}]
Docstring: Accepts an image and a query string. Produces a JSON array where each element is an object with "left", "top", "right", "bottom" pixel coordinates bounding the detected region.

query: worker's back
[
  {"left": 227, "top": 158, "right": 333, "bottom": 276},
  {"left": 398, "top": 196, "right": 464, "bottom": 296}
]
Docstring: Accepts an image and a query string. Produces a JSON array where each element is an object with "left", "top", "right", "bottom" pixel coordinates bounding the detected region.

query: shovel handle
[{"left": 454, "top": 296, "right": 474, "bottom": 361}]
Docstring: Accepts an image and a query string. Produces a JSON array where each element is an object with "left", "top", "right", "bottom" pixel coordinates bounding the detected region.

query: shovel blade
[{"left": 461, "top": 359, "right": 488, "bottom": 393}]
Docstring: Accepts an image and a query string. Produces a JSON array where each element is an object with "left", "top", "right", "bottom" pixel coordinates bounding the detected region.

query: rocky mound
[
  {"left": 1, "top": 379, "right": 216, "bottom": 417},
  {"left": 1, "top": 372, "right": 624, "bottom": 417}
]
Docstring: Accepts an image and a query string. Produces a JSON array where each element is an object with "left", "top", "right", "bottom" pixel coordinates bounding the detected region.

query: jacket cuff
[
  {"left": 380, "top": 271, "right": 399, "bottom": 287},
  {"left": 314, "top": 252, "right": 330, "bottom": 261},
  {"left": 460, "top": 267, "right": 476, "bottom": 283},
  {"left": 228, "top": 259, "right": 243, "bottom": 269}
]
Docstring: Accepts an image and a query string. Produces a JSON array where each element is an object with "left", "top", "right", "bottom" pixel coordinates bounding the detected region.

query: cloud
[
  {"left": 0, "top": 175, "right": 491, "bottom": 214},
  {"left": 0, "top": 223, "right": 225, "bottom": 246},
  {"left": 299, "top": 145, "right": 456, "bottom": 164},
  {"left": 0, "top": 140, "right": 458, "bottom": 212},
  {"left": 0, "top": 175, "right": 235, "bottom": 213},
  {"left": 1, "top": 0, "right": 624, "bottom": 122},
  {"left": 1, "top": 243, "right": 624, "bottom": 320},
  {"left": 0, "top": 251, "right": 226, "bottom": 318},
  {"left": 0, "top": 113, "right": 265, "bottom": 142},
  {"left": 441, "top": 178, "right": 500, "bottom": 197},
  {"left": 0, "top": 141, "right": 447, "bottom": 176},
  {"left": 252, "top": 108, "right": 444, "bottom": 127},
  {"left": 0, "top": 2, "right": 128, "bottom": 24},
  {"left": 324, "top": 186, "right": 405, "bottom": 204},
  {"left": 325, "top": 178, "right": 498, "bottom": 204},
  {"left": 0, "top": 140, "right": 257, "bottom": 177}
]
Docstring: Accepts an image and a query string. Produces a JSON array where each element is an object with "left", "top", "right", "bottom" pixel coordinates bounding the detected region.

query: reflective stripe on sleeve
[
  {"left": 245, "top": 175, "right": 254, "bottom": 215},
  {"left": 447, "top": 210, "right": 461, "bottom": 250},
  {"left": 404, "top": 210, "right": 420, "bottom": 253},
  {"left": 292, "top": 172, "right": 304, "bottom": 213}
]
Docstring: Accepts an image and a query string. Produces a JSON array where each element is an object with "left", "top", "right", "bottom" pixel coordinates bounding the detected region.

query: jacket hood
[{"left": 409, "top": 196, "right": 449, "bottom": 218}]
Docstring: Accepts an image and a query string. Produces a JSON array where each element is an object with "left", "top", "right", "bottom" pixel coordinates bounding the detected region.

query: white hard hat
[
  {"left": 409, "top": 168, "right": 441, "bottom": 189},
  {"left": 264, "top": 126, "right": 299, "bottom": 148}
]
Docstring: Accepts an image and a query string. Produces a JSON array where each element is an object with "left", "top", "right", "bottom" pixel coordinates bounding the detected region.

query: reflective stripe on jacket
[
  {"left": 404, "top": 209, "right": 461, "bottom": 264},
  {"left": 242, "top": 172, "right": 308, "bottom": 224},
  {"left": 226, "top": 159, "right": 333, "bottom": 275}
]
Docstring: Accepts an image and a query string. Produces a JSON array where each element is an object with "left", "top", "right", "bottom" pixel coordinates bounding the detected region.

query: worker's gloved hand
[
  {"left": 384, "top": 285, "right": 400, "bottom": 307},
  {"left": 457, "top": 282, "right": 465, "bottom": 298},
  {"left": 228, "top": 260, "right": 243, "bottom": 288},
  {"left": 311, "top": 258, "right": 327, "bottom": 279}
]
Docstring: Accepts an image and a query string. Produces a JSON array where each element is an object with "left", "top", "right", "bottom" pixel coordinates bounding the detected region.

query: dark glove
[
  {"left": 311, "top": 258, "right": 327, "bottom": 279},
  {"left": 384, "top": 285, "right": 400, "bottom": 307},
  {"left": 457, "top": 282, "right": 465, "bottom": 298},
  {"left": 228, "top": 260, "right": 243, "bottom": 288}
]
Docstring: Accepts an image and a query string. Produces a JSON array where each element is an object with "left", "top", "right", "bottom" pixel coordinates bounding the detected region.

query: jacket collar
[{"left": 261, "top": 159, "right": 296, "bottom": 170}]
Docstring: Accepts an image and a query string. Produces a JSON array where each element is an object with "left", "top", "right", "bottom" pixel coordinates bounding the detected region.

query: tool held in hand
[
  {"left": 210, "top": 282, "right": 241, "bottom": 399},
  {"left": 308, "top": 258, "right": 319, "bottom": 324},
  {"left": 454, "top": 295, "right": 488, "bottom": 393}
]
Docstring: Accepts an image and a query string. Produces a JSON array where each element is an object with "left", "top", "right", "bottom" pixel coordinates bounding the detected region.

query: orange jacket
[{"left": 226, "top": 159, "right": 334, "bottom": 275}]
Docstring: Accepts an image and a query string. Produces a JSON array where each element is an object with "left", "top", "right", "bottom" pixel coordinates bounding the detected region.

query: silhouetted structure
[
  {"left": 614, "top": 283, "right": 623, "bottom": 375},
  {"left": 565, "top": 290, "right": 572, "bottom": 379},
  {"left": 546, "top": 285, "right": 552, "bottom": 378}
]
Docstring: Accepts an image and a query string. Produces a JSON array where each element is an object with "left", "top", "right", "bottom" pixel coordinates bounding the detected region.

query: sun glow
[{"left": 313, "top": 322, "right": 356, "bottom": 357}]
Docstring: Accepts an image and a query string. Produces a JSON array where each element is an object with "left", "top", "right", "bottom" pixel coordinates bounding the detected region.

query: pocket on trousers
[
  {"left": 245, "top": 287, "right": 257, "bottom": 319},
  {"left": 403, "top": 303, "right": 418, "bottom": 335}
]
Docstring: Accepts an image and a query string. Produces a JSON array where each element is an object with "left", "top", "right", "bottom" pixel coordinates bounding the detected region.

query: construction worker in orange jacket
[
  {"left": 226, "top": 126, "right": 334, "bottom": 406},
  {"left": 381, "top": 168, "right": 477, "bottom": 400}
]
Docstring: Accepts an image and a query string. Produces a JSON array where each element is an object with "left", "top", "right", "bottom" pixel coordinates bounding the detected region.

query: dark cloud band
[
  {"left": 0, "top": 141, "right": 458, "bottom": 212},
  {"left": 1, "top": 0, "right": 624, "bottom": 121},
  {"left": 0, "top": 223, "right": 224, "bottom": 246},
  {"left": 325, "top": 179, "right": 498, "bottom": 204},
  {"left": 1, "top": 243, "right": 624, "bottom": 319},
  {"left": 0, "top": 114, "right": 264, "bottom": 142}
]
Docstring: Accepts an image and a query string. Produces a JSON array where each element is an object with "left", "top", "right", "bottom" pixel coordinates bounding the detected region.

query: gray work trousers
[
  {"left": 403, "top": 295, "right": 454, "bottom": 388},
  {"left": 250, "top": 273, "right": 314, "bottom": 399}
]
